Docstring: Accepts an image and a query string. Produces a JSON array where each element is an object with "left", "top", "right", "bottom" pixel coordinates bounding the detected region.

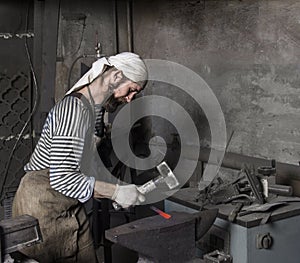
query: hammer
[{"left": 113, "top": 161, "right": 179, "bottom": 210}]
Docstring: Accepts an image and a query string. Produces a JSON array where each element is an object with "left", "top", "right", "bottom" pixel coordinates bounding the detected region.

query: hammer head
[{"left": 156, "top": 161, "right": 179, "bottom": 189}]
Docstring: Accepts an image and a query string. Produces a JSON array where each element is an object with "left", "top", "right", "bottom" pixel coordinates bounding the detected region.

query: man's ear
[{"left": 110, "top": 69, "right": 123, "bottom": 84}]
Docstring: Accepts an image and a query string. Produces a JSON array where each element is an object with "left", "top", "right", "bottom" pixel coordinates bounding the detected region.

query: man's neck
[{"left": 78, "top": 75, "right": 112, "bottom": 105}]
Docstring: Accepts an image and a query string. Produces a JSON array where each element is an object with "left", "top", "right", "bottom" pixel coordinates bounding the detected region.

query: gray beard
[
  {"left": 103, "top": 93, "right": 124, "bottom": 113},
  {"left": 103, "top": 80, "right": 128, "bottom": 112}
]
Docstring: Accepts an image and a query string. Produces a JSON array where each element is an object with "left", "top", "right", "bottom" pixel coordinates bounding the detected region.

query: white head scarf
[{"left": 66, "top": 52, "right": 147, "bottom": 95}]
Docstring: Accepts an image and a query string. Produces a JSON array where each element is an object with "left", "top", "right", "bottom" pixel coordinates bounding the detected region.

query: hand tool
[
  {"left": 113, "top": 161, "right": 179, "bottom": 210},
  {"left": 243, "top": 165, "right": 265, "bottom": 204},
  {"left": 228, "top": 202, "right": 245, "bottom": 222},
  {"left": 138, "top": 161, "right": 179, "bottom": 194},
  {"left": 257, "top": 159, "right": 276, "bottom": 177},
  {"left": 268, "top": 184, "right": 293, "bottom": 196},
  {"left": 197, "top": 130, "right": 235, "bottom": 208},
  {"left": 203, "top": 250, "right": 232, "bottom": 263},
  {"left": 257, "top": 159, "right": 293, "bottom": 197},
  {"left": 223, "top": 194, "right": 255, "bottom": 204},
  {"left": 238, "top": 201, "right": 288, "bottom": 216}
]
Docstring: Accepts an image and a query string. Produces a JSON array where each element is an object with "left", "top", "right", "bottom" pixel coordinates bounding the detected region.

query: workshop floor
[{"left": 96, "top": 245, "right": 138, "bottom": 263}]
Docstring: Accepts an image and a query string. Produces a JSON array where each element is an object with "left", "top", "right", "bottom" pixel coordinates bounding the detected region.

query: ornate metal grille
[{"left": 0, "top": 71, "right": 32, "bottom": 199}]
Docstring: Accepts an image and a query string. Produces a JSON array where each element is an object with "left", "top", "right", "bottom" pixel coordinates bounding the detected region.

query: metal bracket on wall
[
  {"left": 0, "top": 32, "right": 34, "bottom": 39},
  {"left": 0, "top": 33, "right": 13, "bottom": 39},
  {"left": 16, "top": 32, "right": 34, "bottom": 39}
]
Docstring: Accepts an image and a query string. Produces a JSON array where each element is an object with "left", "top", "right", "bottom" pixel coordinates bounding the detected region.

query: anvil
[{"left": 105, "top": 209, "right": 218, "bottom": 263}]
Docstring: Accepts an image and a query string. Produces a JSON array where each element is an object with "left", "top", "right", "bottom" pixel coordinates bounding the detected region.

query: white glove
[{"left": 111, "top": 184, "right": 145, "bottom": 208}]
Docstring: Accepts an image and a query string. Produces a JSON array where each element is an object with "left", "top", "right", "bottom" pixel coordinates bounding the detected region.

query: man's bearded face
[
  {"left": 103, "top": 92, "right": 124, "bottom": 113},
  {"left": 104, "top": 74, "right": 142, "bottom": 113}
]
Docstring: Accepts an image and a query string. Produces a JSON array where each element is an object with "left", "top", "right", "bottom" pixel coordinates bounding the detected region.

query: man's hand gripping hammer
[{"left": 112, "top": 161, "right": 179, "bottom": 210}]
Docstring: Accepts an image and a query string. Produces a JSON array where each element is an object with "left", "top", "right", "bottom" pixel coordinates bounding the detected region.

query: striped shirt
[{"left": 25, "top": 95, "right": 102, "bottom": 203}]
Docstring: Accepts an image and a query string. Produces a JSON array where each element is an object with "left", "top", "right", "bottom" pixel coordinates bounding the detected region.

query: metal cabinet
[{"left": 165, "top": 191, "right": 300, "bottom": 263}]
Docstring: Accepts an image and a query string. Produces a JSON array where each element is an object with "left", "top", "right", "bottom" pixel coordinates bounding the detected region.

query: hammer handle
[
  {"left": 112, "top": 178, "right": 161, "bottom": 210},
  {"left": 137, "top": 178, "right": 162, "bottom": 194}
]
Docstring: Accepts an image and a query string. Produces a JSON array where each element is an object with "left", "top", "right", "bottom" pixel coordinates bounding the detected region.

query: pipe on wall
[{"left": 114, "top": 0, "right": 134, "bottom": 53}]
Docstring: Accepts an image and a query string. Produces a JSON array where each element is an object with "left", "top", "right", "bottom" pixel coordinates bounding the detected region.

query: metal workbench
[{"left": 165, "top": 187, "right": 300, "bottom": 263}]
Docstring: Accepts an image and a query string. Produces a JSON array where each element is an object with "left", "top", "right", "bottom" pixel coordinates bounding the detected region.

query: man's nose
[{"left": 126, "top": 92, "right": 137, "bottom": 102}]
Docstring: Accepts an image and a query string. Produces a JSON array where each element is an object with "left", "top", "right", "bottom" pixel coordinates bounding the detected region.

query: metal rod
[
  {"left": 199, "top": 149, "right": 300, "bottom": 178},
  {"left": 142, "top": 141, "right": 300, "bottom": 178}
]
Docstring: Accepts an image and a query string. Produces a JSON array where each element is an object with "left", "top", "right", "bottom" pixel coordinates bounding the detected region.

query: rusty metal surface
[{"left": 0, "top": 214, "right": 42, "bottom": 254}]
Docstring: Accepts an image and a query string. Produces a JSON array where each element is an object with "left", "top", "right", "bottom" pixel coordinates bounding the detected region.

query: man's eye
[
  {"left": 116, "top": 72, "right": 123, "bottom": 81},
  {"left": 131, "top": 87, "right": 139, "bottom": 92}
]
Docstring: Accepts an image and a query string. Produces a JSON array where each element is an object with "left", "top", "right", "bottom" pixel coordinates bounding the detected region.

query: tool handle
[
  {"left": 228, "top": 203, "right": 244, "bottom": 222},
  {"left": 244, "top": 166, "right": 265, "bottom": 204},
  {"left": 112, "top": 201, "right": 122, "bottom": 211},
  {"left": 268, "top": 184, "right": 293, "bottom": 196},
  {"left": 112, "top": 180, "right": 159, "bottom": 210},
  {"left": 137, "top": 180, "right": 157, "bottom": 194}
]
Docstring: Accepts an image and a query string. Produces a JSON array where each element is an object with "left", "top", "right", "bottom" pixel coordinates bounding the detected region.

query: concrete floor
[{"left": 96, "top": 245, "right": 138, "bottom": 263}]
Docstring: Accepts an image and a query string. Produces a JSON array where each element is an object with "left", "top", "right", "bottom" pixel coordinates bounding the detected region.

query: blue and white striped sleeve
[{"left": 49, "top": 96, "right": 95, "bottom": 203}]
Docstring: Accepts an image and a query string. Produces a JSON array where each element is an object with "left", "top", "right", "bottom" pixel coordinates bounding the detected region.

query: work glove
[{"left": 112, "top": 184, "right": 145, "bottom": 208}]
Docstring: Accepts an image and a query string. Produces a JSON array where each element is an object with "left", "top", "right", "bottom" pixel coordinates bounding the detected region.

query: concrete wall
[
  {"left": 55, "top": 0, "right": 116, "bottom": 100},
  {"left": 56, "top": 0, "right": 300, "bottom": 165},
  {"left": 133, "top": 0, "right": 300, "bottom": 165}
]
